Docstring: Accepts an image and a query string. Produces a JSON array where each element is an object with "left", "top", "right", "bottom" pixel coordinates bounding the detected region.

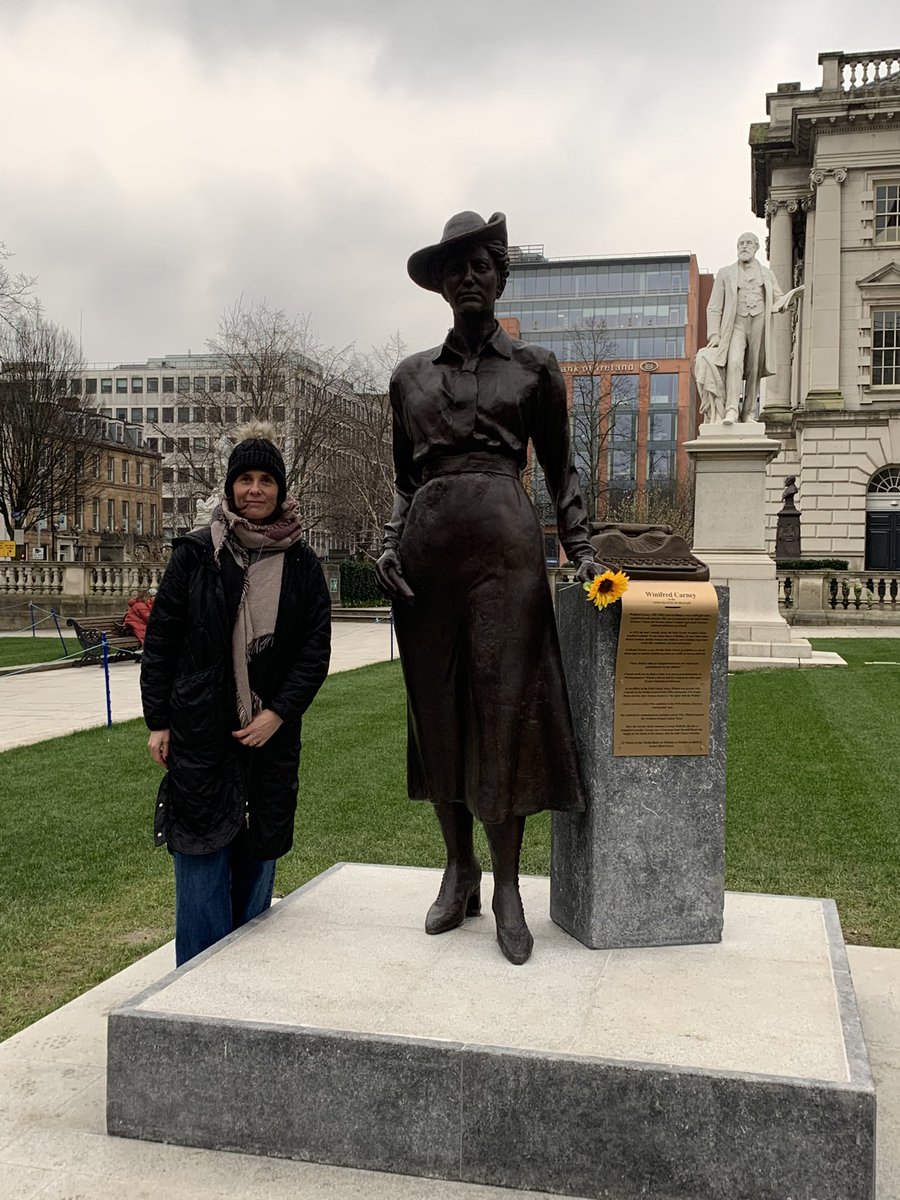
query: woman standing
[
  {"left": 141, "top": 424, "right": 331, "bottom": 966},
  {"left": 376, "top": 211, "right": 601, "bottom": 965}
]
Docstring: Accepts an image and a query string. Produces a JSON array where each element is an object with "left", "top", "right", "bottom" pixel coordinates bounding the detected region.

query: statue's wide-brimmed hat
[{"left": 407, "top": 210, "right": 507, "bottom": 293}]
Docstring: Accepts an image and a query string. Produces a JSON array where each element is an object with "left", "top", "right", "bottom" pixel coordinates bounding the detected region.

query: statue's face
[
  {"left": 440, "top": 248, "right": 499, "bottom": 317},
  {"left": 737, "top": 234, "right": 759, "bottom": 263}
]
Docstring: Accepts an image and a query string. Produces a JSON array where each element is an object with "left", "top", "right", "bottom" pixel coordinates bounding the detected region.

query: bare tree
[
  {"left": 0, "top": 316, "right": 90, "bottom": 541},
  {"left": 147, "top": 299, "right": 363, "bottom": 540},
  {"left": 328, "top": 332, "right": 405, "bottom": 557},
  {"left": 205, "top": 299, "right": 355, "bottom": 510},
  {"left": 525, "top": 317, "right": 629, "bottom": 525},
  {"left": 604, "top": 477, "right": 695, "bottom": 541},
  {"left": 0, "top": 242, "right": 36, "bottom": 332}
]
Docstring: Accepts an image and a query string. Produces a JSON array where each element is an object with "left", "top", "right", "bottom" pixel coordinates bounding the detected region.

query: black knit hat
[{"left": 224, "top": 428, "right": 287, "bottom": 506}]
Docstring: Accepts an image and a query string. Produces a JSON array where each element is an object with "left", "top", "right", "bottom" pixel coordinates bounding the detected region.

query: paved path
[{"left": 0, "top": 621, "right": 396, "bottom": 753}]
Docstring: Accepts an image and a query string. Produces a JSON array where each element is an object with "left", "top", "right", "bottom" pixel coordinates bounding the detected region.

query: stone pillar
[
  {"left": 763, "top": 199, "right": 794, "bottom": 419},
  {"left": 684, "top": 422, "right": 812, "bottom": 665},
  {"left": 806, "top": 167, "right": 846, "bottom": 407},
  {"left": 550, "top": 585, "right": 728, "bottom": 949}
]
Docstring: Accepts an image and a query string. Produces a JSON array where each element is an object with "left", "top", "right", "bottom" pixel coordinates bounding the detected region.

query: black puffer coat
[{"left": 141, "top": 527, "right": 331, "bottom": 859}]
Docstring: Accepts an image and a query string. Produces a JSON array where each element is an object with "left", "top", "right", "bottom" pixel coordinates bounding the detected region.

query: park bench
[{"left": 66, "top": 615, "right": 141, "bottom": 665}]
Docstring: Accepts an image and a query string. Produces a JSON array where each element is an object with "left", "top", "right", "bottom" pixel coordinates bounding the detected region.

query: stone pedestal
[
  {"left": 550, "top": 584, "right": 727, "bottom": 950},
  {"left": 775, "top": 507, "right": 802, "bottom": 561},
  {"left": 684, "top": 421, "right": 814, "bottom": 668},
  {"left": 106, "top": 864, "right": 876, "bottom": 1200}
]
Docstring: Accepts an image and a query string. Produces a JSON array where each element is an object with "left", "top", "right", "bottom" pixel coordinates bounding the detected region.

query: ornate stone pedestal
[{"left": 684, "top": 422, "right": 816, "bottom": 669}]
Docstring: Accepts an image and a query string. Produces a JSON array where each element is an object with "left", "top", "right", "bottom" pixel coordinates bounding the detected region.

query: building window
[
  {"left": 224, "top": 376, "right": 236, "bottom": 392},
  {"left": 162, "top": 377, "right": 174, "bottom": 393},
  {"left": 209, "top": 376, "right": 222, "bottom": 392},
  {"left": 131, "top": 407, "right": 143, "bottom": 424},
  {"left": 608, "top": 375, "right": 639, "bottom": 493},
  {"left": 101, "top": 378, "right": 112, "bottom": 394},
  {"left": 162, "top": 497, "right": 174, "bottom": 515},
  {"left": 177, "top": 406, "right": 191, "bottom": 424},
  {"left": 146, "top": 437, "right": 159, "bottom": 452},
  {"left": 136, "top": 502, "right": 144, "bottom": 534},
  {"left": 92, "top": 453, "right": 101, "bottom": 479},
  {"left": 131, "top": 377, "right": 144, "bottom": 394},
  {"left": 163, "top": 438, "right": 175, "bottom": 453},
  {"left": 107, "top": 499, "right": 115, "bottom": 531},
  {"left": 107, "top": 456, "right": 114, "bottom": 482},
  {"left": 150, "top": 504, "right": 158, "bottom": 534},
  {"left": 149, "top": 465, "right": 158, "bottom": 487},
  {"left": 192, "top": 406, "right": 204, "bottom": 423},
  {"left": 85, "top": 377, "right": 98, "bottom": 395},
  {"left": 162, "top": 467, "right": 174, "bottom": 483},
  {"left": 273, "top": 405, "right": 285, "bottom": 422},
  {"left": 193, "top": 377, "right": 206, "bottom": 392},
  {"left": 136, "top": 460, "right": 144, "bottom": 486},
  {"left": 116, "top": 378, "right": 128, "bottom": 394},
  {"left": 122, "top": 500, "right": 130, "bottom": 533},
  {"left": 147, "top": 377, "right": 159, "bottom": 394},
  {"left": 176, "top": 497, "right": 191, "bottom": 514},
  {"left": 122, "top": 459, "right": 129, "bottom": 484},
  {"left": 146, "top": 406, "right": 159, "bottom": 423},
  {"left": 873, "top": 311, "right": 900, "bottom": 387},
  {"left": 177, "top": 376, "right": 190, "bottom": 393},
  {"left": 875, "top": 183, "right": 900, "bottom": 244},
  {"left": 162, "top": 407, "right": 174, "bottom": 423},
  {"left": 178, "top": 437, "right": 189, "bottom": 452},
  {"left": 70, "top": 378, "right": 82, "bottom": 396},
  {"left": 193, "top": 437, "right": 207, "bottom": 452},
  {"left": 92, "top": 498, "right": 100, "bottom": 531},
  {"left": 224, "top": 406, "right": 237, "bottom": 423}
]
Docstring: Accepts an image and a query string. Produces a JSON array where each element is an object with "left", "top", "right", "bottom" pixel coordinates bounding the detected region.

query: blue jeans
[{"left": 173, "top": 835, "right": 277, "bottom": 966}]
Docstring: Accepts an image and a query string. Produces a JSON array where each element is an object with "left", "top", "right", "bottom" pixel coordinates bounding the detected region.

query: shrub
[
  {"left": 776, "top": 558, "right": 849, "bottom": 571},
  {"left": 339, "top": 558, "right": 386, "bottom": 606}
]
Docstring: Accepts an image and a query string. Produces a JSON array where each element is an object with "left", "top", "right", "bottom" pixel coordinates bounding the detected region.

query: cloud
[{"left": 1, "top": 0, "right": 898, "bottom": 362}]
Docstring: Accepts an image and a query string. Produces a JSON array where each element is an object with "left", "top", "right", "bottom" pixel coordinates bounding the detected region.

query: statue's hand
[
  {"left": 375, "top": 548, "right": 415, "bottom": 603},
  {"left": 707, "top": 335, "right": 720, "bottom": 349},
  {"left": 574, "top": 558, "right": 607, "bottom": 584}
]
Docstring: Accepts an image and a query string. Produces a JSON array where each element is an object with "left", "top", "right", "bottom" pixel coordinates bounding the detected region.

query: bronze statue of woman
[{"left": 376, "top": 211, "right": 601, "bottom": 965}]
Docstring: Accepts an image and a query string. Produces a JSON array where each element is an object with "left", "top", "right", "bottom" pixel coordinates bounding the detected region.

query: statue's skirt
[{"left": 392, "top": 456, "right": 586, "bottom": 824}]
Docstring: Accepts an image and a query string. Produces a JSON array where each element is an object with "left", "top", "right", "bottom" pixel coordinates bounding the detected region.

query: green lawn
[
  {"left": 0, "top": 636, "right": 79, "bottom": 668},
  {"left": 1, "top": 643, "right": 898, "bottom": 1042}
]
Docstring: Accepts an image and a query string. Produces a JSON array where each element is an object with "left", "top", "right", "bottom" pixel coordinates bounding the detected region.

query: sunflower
[{"left": 584, "top": 569, "right": 629, "bottom": 610}]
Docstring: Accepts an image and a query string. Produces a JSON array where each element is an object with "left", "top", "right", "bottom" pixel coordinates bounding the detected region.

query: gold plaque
[{"left": 613, "top": 581, "right": 719, "bottom": 757}]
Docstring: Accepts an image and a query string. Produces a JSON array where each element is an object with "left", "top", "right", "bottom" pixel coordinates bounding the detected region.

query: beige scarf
[{"left": 210, "top": 497, "right": 307, "bottom": 726}]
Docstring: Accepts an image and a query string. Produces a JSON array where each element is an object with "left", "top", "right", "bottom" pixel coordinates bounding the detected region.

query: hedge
[
  {"left": 339, "top": 558, "right": 387, "bottom": 606},
  {"left": 776, "top": 558, "right": 850, "bottom": 571}
]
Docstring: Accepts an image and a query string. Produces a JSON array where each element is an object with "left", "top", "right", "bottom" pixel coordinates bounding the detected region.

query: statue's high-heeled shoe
[
  {"left": 492, "top": 884, "right": 533, "bottom": 965},
  {"left": 425, "top": 863, "right": 482, "bottom": 935}
]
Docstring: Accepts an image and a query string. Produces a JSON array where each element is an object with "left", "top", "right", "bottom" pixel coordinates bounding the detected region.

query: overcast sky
[{"left": 1, "top": 1, "right": 897, "bottom": 367}]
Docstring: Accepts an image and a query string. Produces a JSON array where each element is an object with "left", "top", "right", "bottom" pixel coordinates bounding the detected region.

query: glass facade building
[{"left": 497, "top": 248, "right": 709, "bottom": 557}]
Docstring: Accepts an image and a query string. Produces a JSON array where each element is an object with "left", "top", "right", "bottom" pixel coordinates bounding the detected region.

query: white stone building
[{"left": 752, "top": 49, "right": 900, "bottom": 571}]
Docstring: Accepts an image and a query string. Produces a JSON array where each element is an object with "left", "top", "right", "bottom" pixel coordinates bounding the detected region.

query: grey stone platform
[{"left": 107, "top": 864, "right": 876, "bottom": 1200}]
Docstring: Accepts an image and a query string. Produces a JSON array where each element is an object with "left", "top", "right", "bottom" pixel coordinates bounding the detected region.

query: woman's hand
[
  {"left": 375, "top": 548, "right": 415, "bottom": 602},
  {"left": 148, "top": 729, "right": 170, "bottom": 768},
  {"left": 232, "top": 709, "right": 284, "bottom": 750}
]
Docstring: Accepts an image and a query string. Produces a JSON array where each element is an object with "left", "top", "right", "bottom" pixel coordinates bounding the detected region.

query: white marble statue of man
[{"left": 695, "top": 232, "right": 795, "bottom": 425}]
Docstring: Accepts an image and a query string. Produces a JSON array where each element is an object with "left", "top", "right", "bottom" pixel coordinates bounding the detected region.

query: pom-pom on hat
[
  {"left": 224, "top": 420, "right": 287, "bottom": 506},
  {"left": 407, "top": 210, "right": 507, "bottom": 293}
]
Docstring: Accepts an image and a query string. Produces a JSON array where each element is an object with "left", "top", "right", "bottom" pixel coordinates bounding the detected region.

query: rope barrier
[{"left": 0, "top": 641, "right": 141, "bottom": 679}]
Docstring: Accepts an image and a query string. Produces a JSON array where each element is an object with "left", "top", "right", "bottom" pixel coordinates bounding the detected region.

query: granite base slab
[{"left": 107, "top": 864, "right": 876, "bottom": 1200}]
